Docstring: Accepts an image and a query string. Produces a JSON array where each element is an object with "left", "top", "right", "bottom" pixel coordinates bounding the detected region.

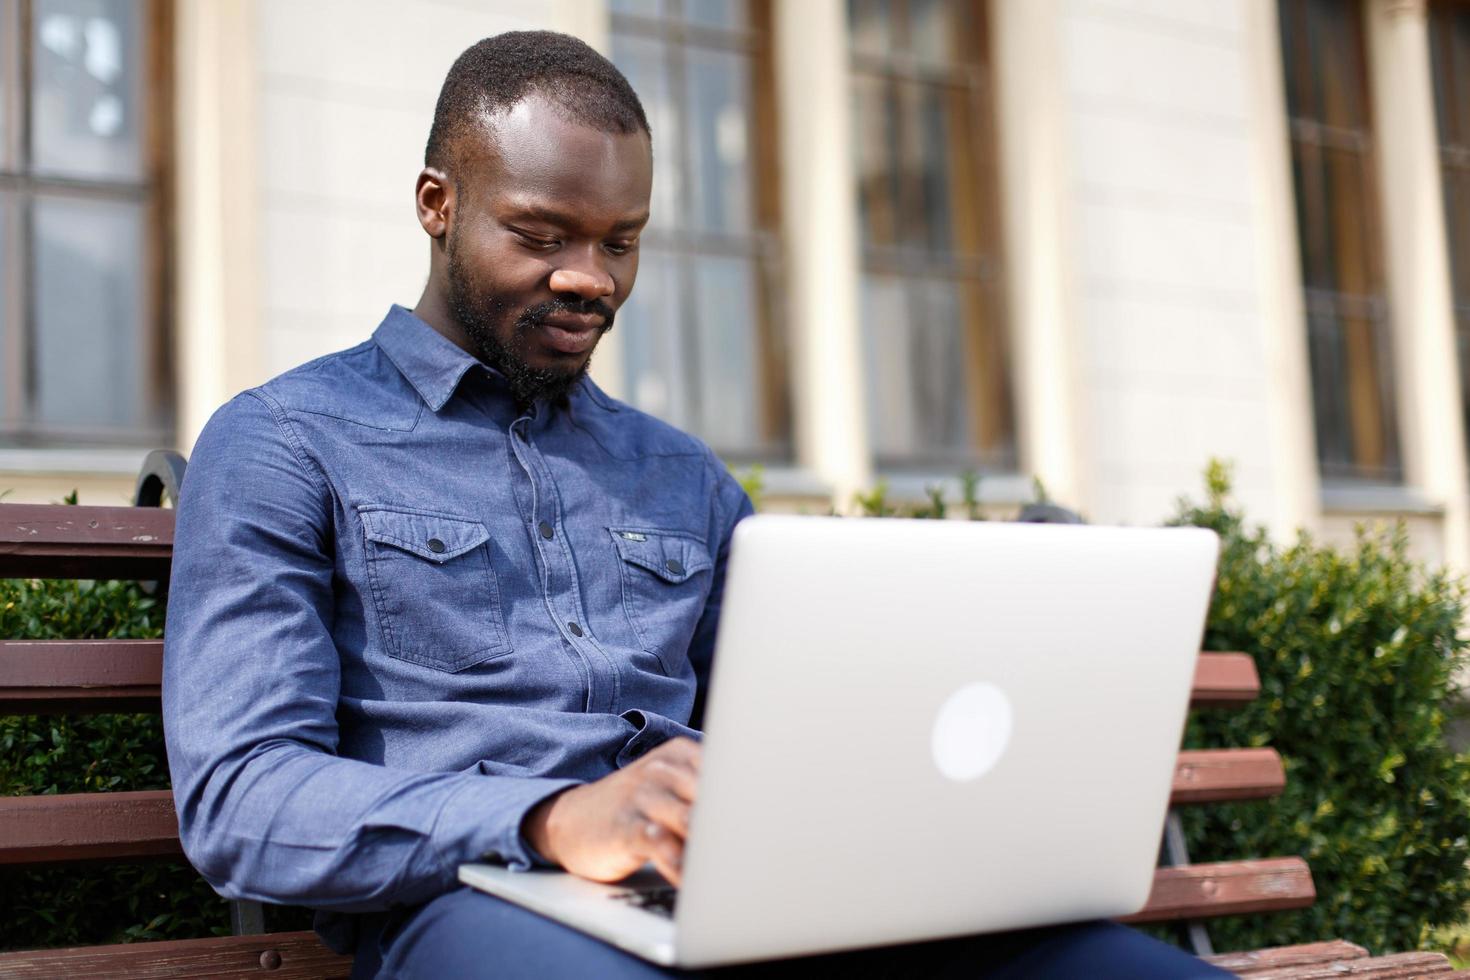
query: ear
[{"left": 415, "top": 167, "right": 452, "bottom": 241}]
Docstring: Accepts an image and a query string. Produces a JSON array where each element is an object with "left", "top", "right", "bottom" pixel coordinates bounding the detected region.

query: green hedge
[
  {"left": 0, "top": 572, "right": 235, "bottom": 949},
  {"left": 1172, "top": 464, "right": 1470, "bottom": 954}
]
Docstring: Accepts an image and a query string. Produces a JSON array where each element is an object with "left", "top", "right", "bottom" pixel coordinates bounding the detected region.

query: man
[{"left": 164, "top": 31, "right": 1226, "bottom": 978}]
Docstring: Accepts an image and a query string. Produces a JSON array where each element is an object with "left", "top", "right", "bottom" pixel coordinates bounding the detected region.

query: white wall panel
[
  {"left": 1060, "top": 0, "right": 1284, "bottom": 528},
  {"left": 254, "top": 0, "right": 570, "bottom": 378}
]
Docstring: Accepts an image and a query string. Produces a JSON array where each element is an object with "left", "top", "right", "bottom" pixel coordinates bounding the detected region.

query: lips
[
  {"left": 540, "top": 310, "right": 606, "bottom": 331},
  {"left": 536, "top": 316, "right": 603, "bottom": 355}
]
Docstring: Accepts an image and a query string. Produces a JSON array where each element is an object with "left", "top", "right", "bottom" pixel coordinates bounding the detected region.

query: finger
[
  {"left": 638, "top": 819, "right": 685, "bottom": 887},
  {"left": 649, "top": 736, "right": 703, "bottom": 774},
  {"left": 637, "top": 783, "right": 693, "bottom": 839},
  {"left": 643, "top": 756, "right": 699, "bottom": 804}
]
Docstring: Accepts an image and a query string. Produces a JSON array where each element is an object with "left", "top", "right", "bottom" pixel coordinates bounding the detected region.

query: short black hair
[{"left": 425, "top": 31, "right": 650, "bottom": 172}]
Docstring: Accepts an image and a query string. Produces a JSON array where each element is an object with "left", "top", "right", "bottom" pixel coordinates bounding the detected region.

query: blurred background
[{"left": 0, "top": 0, "right": 1466, "bottom": 565}]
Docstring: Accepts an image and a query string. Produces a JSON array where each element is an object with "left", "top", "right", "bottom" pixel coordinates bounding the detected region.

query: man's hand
[{"left": 523, "top": 737, "right": 700, "bottom": 886}]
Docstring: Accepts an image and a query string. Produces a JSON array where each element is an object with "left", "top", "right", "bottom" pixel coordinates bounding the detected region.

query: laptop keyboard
[{"left": 610, "top": 885, "right": 679, "bottom": 919}]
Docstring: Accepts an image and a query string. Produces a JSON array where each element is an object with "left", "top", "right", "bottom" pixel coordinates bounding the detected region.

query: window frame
[
  {"left": 609, "top": 0, "right": 792, "bottom": 463},
  {"left": 0, "top": 0, "right": 174, "bottom": 448},
  {"left": 1278, "top": 0, "right": 1401, "bottom": 484},
  {"left": 848, "top": 0, "right": 1016, "bottom": 473},
  {"left": 1429, "top": 0, "right": 1470, "bottom": 476}
]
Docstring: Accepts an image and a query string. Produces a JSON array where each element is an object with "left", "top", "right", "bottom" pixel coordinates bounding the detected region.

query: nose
[{"left": 548, "top": 251, "right": 615, "bottom": 301}]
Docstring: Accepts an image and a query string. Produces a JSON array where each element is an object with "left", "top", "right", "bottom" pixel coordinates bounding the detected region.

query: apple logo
[{"left": 931, "top": 682, "right": 1014, "bottom": 782}]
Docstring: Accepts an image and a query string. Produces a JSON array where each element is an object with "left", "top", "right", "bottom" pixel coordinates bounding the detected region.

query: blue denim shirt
[{"left": 162, "top": 305, "right": 752, "bottom": 921}]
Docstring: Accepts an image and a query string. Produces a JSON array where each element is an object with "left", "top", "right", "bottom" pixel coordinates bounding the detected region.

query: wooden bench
[{"left": 0, "top": 476, "right": 1457, "bottom": 976}]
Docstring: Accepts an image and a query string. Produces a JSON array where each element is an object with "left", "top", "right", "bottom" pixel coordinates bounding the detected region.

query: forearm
[{"left": 175, "top": 741, "right": 577, "bottom": 911}]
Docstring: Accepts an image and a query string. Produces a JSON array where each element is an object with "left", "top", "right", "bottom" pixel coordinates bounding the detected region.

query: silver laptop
[{"left": 460, "top": 515, "right": 1219, "bottom": 968}]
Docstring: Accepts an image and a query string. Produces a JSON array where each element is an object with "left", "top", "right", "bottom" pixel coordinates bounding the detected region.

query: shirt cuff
[
  {"left": 616, "top": 709, "right": 701, "bottom": 768},
  {"left": 434, "top": 774, "right": 582, "bottom": 874}
]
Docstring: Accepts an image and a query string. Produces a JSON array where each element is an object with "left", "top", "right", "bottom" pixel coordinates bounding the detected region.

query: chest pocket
[
  {"left": 610, "top": 527, "right": 714, "bottom": 675},
  {"left": 360, "top": 506, "right": 512, "bottom": 672}
]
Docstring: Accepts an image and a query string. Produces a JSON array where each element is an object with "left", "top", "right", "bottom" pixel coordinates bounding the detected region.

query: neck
[{"left": 411, "top": 281, "right": 477, "bottom": 359}]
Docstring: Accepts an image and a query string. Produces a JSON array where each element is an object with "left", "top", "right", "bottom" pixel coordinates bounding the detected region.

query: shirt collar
[
  {"left": 372, "top": 305, "right": 484, "bottom": 412},
  {"left": 371, "top": 304, "right": 616, "bottom": 418}
]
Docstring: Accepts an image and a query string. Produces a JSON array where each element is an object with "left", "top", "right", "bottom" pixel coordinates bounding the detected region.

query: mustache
[{"left": 516, "top": 297, "right": 616, "bottom": 331}]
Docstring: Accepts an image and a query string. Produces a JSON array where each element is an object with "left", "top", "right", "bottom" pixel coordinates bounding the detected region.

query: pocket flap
[
  {"left": 361, "top": 507, "right": 490, "bottom": 563},
  {"left": 609, "top": 527, "right": 713, "bottom": 584}
]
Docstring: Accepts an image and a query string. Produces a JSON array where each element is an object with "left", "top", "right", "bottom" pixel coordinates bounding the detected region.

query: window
[
  {"left": 1430, "top": 0, "right": 1470, "bottom": 470},
  {"left": 0, "top": 0, "right": 172, "bottom": 446},
  {"left": 609, "top": 0, "right": 790, "bottom": 461},
  {"left": 848, "top": 0, "right": 1014, "bottom": 471},
  {"left": 1278, "top": 0, "right": 1399, "bottom": 482}
]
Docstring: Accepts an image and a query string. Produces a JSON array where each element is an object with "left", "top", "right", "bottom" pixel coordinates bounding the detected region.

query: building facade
[{"left": 1, "top": 0, "right": 1468, "bottom": 568}]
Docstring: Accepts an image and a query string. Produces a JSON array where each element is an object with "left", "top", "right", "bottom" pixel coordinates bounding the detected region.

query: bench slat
[
  {"left": 1191, "top": 652, "right": 1260, "bottom": 707},
  {"left": 0, "top": 644, "right": 1257, "bottom": 717},
  {"left": 1206, "top": 940, "right": 1370, "bottom": 974},
  {"left": 1241, "top": 951, "right": 1454, "bottom": 979},
  {"left": 0, "top": 504, "right": 174, "bottom": 580},
  {"left": 1120, "top": 857, "right": 1315, "bottom": 923},
  {"left": 0, "top": 790, "right": 181, "bottom": 864},
  {"left": 1171, "top": 748, "right": 1286, "bottom": 805},
  {"left": 0, "top": 930, "right": 351, "bottom": 979},
  {"left": 0, "top": 639, "right": 163, "bottom": 714}
]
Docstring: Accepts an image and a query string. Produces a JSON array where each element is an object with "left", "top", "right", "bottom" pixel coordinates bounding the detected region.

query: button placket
[{"left": 512, "top": 418, "right": 618, "bottom": 713}]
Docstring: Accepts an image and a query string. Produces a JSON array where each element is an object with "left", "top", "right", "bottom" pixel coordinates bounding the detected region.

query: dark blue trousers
[{"left": 349, "top": 887, "right": 1230, "bottom": 979}]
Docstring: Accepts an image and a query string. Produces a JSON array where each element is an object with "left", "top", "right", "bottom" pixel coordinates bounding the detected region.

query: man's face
[{"left": 444, "top": 94, "right": 652, "bottom": 406}]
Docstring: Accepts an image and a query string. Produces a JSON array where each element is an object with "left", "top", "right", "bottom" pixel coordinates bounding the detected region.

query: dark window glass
[
  {"left": 1279, "top": 0, "right": 1399, "bottom": 482},
  {"left": 1430, "top": 1, "right": 1470, "bottom": 473},
  {"left": 610, "top": 0, "right": 791, "bottom": 461},
  {"left": 849, "top": 0, "right": 1014, "bottom": 470},
  {"left": 0, "top": 0, "right": 172, "bottom": 444}
]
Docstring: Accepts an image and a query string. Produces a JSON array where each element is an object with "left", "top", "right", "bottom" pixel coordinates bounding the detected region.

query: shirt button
[
  {"left": 539, "top": 521, "right": 554, "bottom": 540},
  {"left": 427, "top": 538, "right": 446, "bottom": 554},
  {"left": 568, "top": 622, "right": 584, "bottom": 637},
  {"left": 665, "top": 558, "right": 684, "bottom": 576}
]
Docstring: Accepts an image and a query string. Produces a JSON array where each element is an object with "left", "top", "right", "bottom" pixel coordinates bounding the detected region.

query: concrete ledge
[
  {"left": 0, "top": 449, "right": 152, "bottom": 477},
  {"left": 1320, "top": 482, "right": 1444, "bottom": 516}
]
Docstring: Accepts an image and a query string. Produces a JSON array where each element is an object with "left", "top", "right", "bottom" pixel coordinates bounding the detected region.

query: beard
[{"left": 445, "top": 225, "right": 615, "bottom": 409}]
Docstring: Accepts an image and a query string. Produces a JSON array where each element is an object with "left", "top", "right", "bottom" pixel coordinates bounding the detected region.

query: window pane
[
  {"left": 32, "top": 196, "right": 148, "bottom": 431},
  {"left": 610, "top": 0, "right": 664, "bottom": 17},
  {"left": 682, "top": 0, "right": 745, "bottom": 30},
  {"left": 910, "top": 0, "right": 962, "bottom": 68},
  {"left": 0, "top": 193, "right": 10, "bottom": 415},
  {"left": 863, "top": 275, "right": 971, "bottom": 461},
  {"left": 1310, "top": 0, "right": 1369, "bottom": 131},
  {"left": 1455, "top": 12, "right": 1470, "bottom": 146},
  {"left": 849, "top": 0, "right": 895, "bottom": 59},
  {"left": 1446, "top": 167, "right": 1470, "bottom": 304},
  {"left": 30, "top": 0, "right": 145, "bottom": 181},
  {"left": 685, "top": 46, "right": 751, "bottom": 235},
  {"left": 610, "top": 33, "right": 680, "bottom": 232},
  {"left": 691, "top": 255, "right": 759, "bottom": 448},
  {"left": 1459, "top": 323, "right": 1470, "bottom": 465},
  {"left": 619, "top": 252, "right": 692, "bottom": 427},
  {"left": 853, "top": 74, "right": 899, "bottom": 248},
  {"left": 1306, "top": 310, "right": 1399, "bottom": 481},
  {"left": 1321, "top": 145, "right": 1373, "bottom": 296},
  {"left": 1306, "top": 312, "right": 1351, "bottom": 474},
  {"left": 914, "top": 80, "right": 957, "bottom": 252},
  {"left": 0, "top": 9, "right": 8, "bottom": 170}
]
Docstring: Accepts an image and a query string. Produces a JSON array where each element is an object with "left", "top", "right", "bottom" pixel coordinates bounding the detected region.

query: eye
[
  {"left": 513, "top": 231, "right": 559, "bottom": 251},
  {"left": 605, "top": 240, "right": 637, "bottom": 256}
]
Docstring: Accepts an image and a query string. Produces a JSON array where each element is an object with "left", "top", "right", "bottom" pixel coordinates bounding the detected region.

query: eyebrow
[{"left": 507, "top": 203, "right": 650, "bottom": 234}]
